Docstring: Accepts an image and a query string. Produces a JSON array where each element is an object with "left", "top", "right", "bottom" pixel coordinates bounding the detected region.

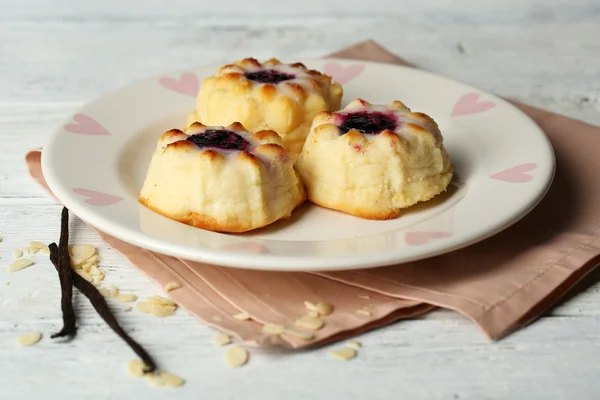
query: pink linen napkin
[{"left": 25, "top": 40, "right": 600, "bottom": 348}]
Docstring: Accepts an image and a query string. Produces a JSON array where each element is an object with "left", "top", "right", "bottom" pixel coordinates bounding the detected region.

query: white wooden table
[{"left": 2, "top": 1, "right": 600, "bottom": 398}]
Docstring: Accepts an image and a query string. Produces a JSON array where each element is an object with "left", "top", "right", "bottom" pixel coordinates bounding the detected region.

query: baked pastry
[
  {"left": 295, "top": 99, "right": 453, "bottom": 220},
  {"left": 187, "top": 58, "right": 343, "bottom": 158},
  {"left": 139, "top": 122, "right": 306, "bottom": 233}
]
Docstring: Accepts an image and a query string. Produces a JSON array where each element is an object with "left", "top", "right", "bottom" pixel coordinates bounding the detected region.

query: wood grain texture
[{"left": 1, "top": 0, "right": 600, "bottom": 398}]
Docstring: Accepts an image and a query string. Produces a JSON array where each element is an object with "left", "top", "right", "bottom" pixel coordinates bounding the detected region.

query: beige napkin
[{"left": 26, "top": 40, "right": 600, "bottom": 348}]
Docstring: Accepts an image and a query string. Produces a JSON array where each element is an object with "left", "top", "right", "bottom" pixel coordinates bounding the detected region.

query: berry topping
[
  {"left": 244, "top": 69, "right": 295, "bottom": 84},
  {"left": 339, "top": 112, "right": 397, "bottom": 135},
  {"left": 186, "top": 129, "right": 249, "bottom": 151}
]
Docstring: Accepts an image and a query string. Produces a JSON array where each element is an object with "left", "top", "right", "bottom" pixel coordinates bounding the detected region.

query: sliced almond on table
[
  {"left": 295, "top": 315, "right": 324, "bottom": 331},
  {"left": 17, "top": 332, "right": 42, "bottom": 347},
  {"left": 213, "top": 333, "right": 231, "bottom": 346},
  {"left": 28, "top": 247, "right": 39, "bottom": 255},
  {"left": 164, "top": 282, "right": 182, "bottom": 292},
  {"left": 347, "top": 340, "right": 362, "bottom": 349},
  {"left": 329, "top": 348, "right": 357, "bottom": 361},
  {"left": 135, "top": 301, "right": 177, "bottom": 317},
  {"left": 262, "top": 323, "right": 285, "bottom": 335},
  {"left": 160, "top": 372, "right": 185, "bottom": 387},
  {"left": 69, "top": 244, "right": 96, "bottom": 266},
  {"left": 225, "top": 346, "right": 249, "bottom": 367},
  {"left": 29, "top": 241, "right": 45, "bottom": 249},
  {"left": 147, "top": 295, "right": 176, "bottom": 307},
  {"left": 116, "top": 293, "right": 138, "bottom": 303},
  {"left": 12, "top": 249, "right": 23, "bottom": 259},
  {"left": 99, "top": 287, "right": 111, "bottom": 297},
  {"left": 109, "top": 284, "right": 119, "bottom": 298},
  {"left": 41, "top": 247, "right": 50, "bottom": 256},
  {"left": 356, "top": 309, "right": 371, "bottom": 317},
  {"left": 127, "top": 360, "right": 147, "bottom": 378},
  {"left": 9, "top": 259, "right": 34, "bottom": 273},
  {"left": 75, "top": 269, "right": 93, "bottom": 282},
  {"left": 232, "top": 312, "right": 251, "bottom": 321}
]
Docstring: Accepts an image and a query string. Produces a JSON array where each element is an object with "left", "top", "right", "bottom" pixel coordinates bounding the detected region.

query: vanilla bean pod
[
  {"left": 49, "top": 208, "right": 156, "bottom": 372},
  {"left": 49, "top": 207, "right": 77, "bottom": 338}
]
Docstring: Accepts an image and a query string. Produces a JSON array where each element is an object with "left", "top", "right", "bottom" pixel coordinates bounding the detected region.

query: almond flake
[
  {"left": 89, "top": 264, "right": 101, "bottom": 276},
  {"left": 164, "top": 282, "right": 182, "bottom": 292},
  {"left": 144, "top": 372, "right": 166, "bottom": 387},
  {"left": 225, "top": 346, "right": 249, "bottom": 367},
  {"left": 308, "top": 311, "right": 319, "bottom": 318},
  {"left": 127, "top": 360, "right": 147, "bottom": 378},
  {"left": 75, "top": 269, "right": 93, "bottom": 282},
  {"left": 143, "top": 371, "right": 184, "bottom": 387},
  {"left": 17, "top": 332, "right": 42, "bottom": 347},
  {"left": 116, "top": 293, "right": 138, "bottom": 303},
  {"left": 22, "top": 248, "right": 29, "bottom": 255},
  {"left": 213, "top": 333, "right": 231, "bottom": 346},
  {"left": 29, "top": 241, "right": 45, "bottom": 249},
  {"left": 81, "top": 255, "right": 100, "bottom": 271},
  {"left": 283, "top": 328, "right": 315, "bottom": 341},
  {"left": 232, "top": 312, "right": 251, "bottom": 321},
  {"left": 160, "top": 372, "right": 185, "bottom": 387},
  {"left": 92, "top": 273, "right": 104, "bottom": 285},
  {"left": 99, "top": 288, "right": 112, "bottom": 297},
  {"left": 12, "top": 249, "right": 23, "bottom": 259},
  {"left": 147, "top": 295, "right": 176, "bottom": 307},
  {"left": 262, "top": 323, "right": 285, "bottom": 335},
  {"left": 347, "top": 340, "right": 362, "bottom": 349},
  {"left": 135, "top": 301, "right": 176, "bottom": 317},
  {"left": 9, "top": 259, "right": 34, "bottom": 273},
  {"left": 329, "top": 347, "right": 357, "bottom": 361},
  {"left": 356, "top": 309, "right": 371, "bottom": 316},
  {"left": 304, "top": 301, "right": 334, "bottom": 316},
  {"left": 28, "top": 247, "right": 39, "bottom": 255},
  {"left": 295, "top": 315, "right": 324, "bottom": 331},
  {"left": 69, "top": 244, "right": 96, "bottom": 266},
  {"left": 358, "top": 295, "right": 371, "bottom": 300},
  {"left": 41, "top": 247, "right": 50, "bottom": 256},
  {"left": 109, "top": 284, "right": 119, "bottom": 298}
]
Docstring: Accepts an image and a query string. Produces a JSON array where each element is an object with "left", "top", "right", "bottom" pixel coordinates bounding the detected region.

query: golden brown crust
[
  {"left": 161, "top": 129, "right": 186, "bottom": 141},
  {"left": 227, "top": 121, "right": 247, "bottom": 131},
  {"left": 252, "top": 129, "right": 281, "bottom": 143},
  {"left": 236, "top": 151, "right": 261, "bottom": 168},
  {"left": 259, "top": 84, "right": 277, "bottom": 100},
  {"left": 187, "top": 122, "right": 205, "bottom": 131},
  {"left": 198, "top": 149, "right": 225, "bottom": 162},
  {"left": 165, "top": 140, "right": 195, "bottom": 152},
  {"left": 139, "top": 197, "right": 257, "bottom": 233}
]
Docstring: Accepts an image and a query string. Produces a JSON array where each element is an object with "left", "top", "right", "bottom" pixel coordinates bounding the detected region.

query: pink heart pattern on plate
[
  {"left": 158, "top": 72, "right": 199, "bottom": 97},
  {"left": 72, "top": 188, "right": 123, "bottom": 206},
  {"left": 220, "top": 242, "right": 271, "bottom": 254},
  {"left": 490, "top": 163, "right": 537, "bottom": 183},
  {"left": 405, "top": 231, "right": 452, "bottom": 246},
  {"left": 451, "top": 93, "right": 496, "bottom": 116},
  {"left": 323, "top": 63, "right": 365, "bottom": 84},
  {"left": 64, "top": 114, "right": 110, "bottom": 136}
]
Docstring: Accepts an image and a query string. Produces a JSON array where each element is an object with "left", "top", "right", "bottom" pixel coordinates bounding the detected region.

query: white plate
[{"left": 42, "top": 58, "right": 555, "bottom": 271}]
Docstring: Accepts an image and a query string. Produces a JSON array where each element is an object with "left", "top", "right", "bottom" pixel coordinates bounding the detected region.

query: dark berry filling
[
  {"left": 338, "top": 111, "right": 397, "bottom": 135},
  {"left": 186, "top": 129, "right": 249, "bottom": 151},
  {"left": 244, "top": 69, "right": 295, "bottom": 84}
]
